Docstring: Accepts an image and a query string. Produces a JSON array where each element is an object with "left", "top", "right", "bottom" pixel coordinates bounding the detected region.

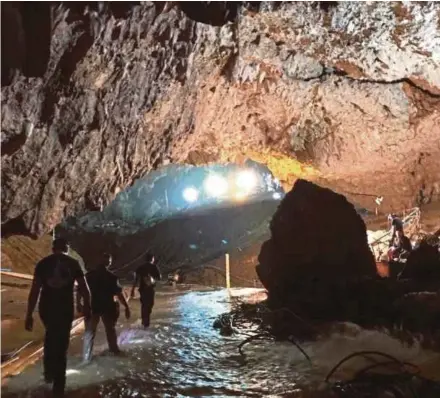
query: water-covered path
[{"left": 3, "top": 287, "right": 439, "bottom": 397}]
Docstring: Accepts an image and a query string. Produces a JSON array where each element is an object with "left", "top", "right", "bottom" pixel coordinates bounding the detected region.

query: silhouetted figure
[
  {"left": 25, "top": 238, "right": 91, "bottom": 397},
  {"left": 167, "top": 271, "right": 179, "bottom": 287},
  {"left": 388, "top": 214, "right": 404, "bottom": 247},
  {"left": 82, "top": 253, "right": 130, "bottom": 363},
  {"left": 388, "top": 230, "right": 412, "bottom": 278},
  {"left": 130, "top": 252, "right": 161, "bottom": 328},
  {"left": 389, "top": 230, "right": 412, "bottom": 260}
]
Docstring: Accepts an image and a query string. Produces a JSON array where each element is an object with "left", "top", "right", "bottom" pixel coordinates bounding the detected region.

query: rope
[
  {"left": 111, "top": 247, "right": 154, "bottom": 274},
  {"left": 192, "top": 264, "right": 260, "bottom": 286}
]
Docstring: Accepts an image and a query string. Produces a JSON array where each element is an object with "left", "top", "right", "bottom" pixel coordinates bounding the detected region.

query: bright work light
[
  {"left": 204, "top": 174, "right": 228, "bottom": 197},
  {"left": 183, "top": 187, "right": 199, "bottom": 203}
]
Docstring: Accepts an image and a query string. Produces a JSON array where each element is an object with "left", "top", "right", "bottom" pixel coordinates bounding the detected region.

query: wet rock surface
[
  {"left": 2, "top": 2, "right": 440, "bottom": 237},
  {"left": 257, "top": 179, "right": 376, "bottom": 298}
]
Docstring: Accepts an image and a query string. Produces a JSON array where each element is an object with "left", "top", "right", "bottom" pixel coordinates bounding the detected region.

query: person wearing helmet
[
  {"left": 130, "top": 252, "right": 161, "bottom": 328},
  {"left": 25, "top": 238, "right": 91, "bottom": 397}
]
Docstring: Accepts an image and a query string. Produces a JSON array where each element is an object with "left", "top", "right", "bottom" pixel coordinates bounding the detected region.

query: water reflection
[{"left": 2, "top": 287, "right": 439, "bottom": 397}]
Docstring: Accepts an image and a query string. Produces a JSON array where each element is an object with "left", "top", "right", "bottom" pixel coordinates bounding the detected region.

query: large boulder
[
  {"left": 257, "top": 179, "right": 376, "bottom": 300},
  {"left": 400, "top": 237, "right": 440, "bottom": 285}
]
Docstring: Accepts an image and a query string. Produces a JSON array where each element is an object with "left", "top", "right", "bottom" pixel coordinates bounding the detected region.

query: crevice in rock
[
  {"left": 1, "top": 2, "right": 51, "bottom": 86},
  {"left": 1, "top": 216, "right": 29, "bottom": 239},
  {"left": 178, "top": 2, "right": 239, "bottom": 26},
  {"left": 288, "top": 64, "right": 440, "bottom": 98},
  {"left": 1, "top": 130, "right": 27, "bottom": 157}
]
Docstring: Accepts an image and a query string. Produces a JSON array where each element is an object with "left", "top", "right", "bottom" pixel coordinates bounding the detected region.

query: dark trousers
[
  {"left": 83, "top": 310, "right": 119, "bottom": 362},
  {"left": 139, "top": 288, "right": 155, "bottom": 327},
  {"left": 40, "top": 311, "right": 73, "bottom": 397}
]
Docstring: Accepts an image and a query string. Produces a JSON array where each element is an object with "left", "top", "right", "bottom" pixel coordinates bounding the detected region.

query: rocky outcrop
[
  {"left": 2, "top": 2, "right": 440, "bottom": 237},
  {"left": 400, "top": 237, "right": 440, "bottom": 284},
  {"left": 257, "top": 179, "right": 376, "bottom": 299}
]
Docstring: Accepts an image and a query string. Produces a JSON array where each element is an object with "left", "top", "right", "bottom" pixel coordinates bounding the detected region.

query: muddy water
[{"left": 3, "top": 287, "right": 440, "bottom": 397}]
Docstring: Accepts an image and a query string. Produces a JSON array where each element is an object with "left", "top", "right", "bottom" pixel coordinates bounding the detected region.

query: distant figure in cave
[
  {"left": 167, "top": 270, "right": 180, "bottom": 287},
  {"left": 25, "top": 238, "right": 91, "bottom": 398},
  {"left": 388, "top": 213, "right": 404, "bottom": 247},
  {"left": 81, "top": 253, "right": 131, "bottom": 363},
  {"left": 388, "top": 230, "right": 413, "bottom": 278},
  {"left": 130, "top": 251, "right": 161, "bottom": 328}
]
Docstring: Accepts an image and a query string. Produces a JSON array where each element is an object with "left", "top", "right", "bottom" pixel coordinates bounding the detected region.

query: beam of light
[
  {"left": 272, "top": 192, "right": 282, "bottom": 200},
  {"left": 236, "top": 169, "right": 258, "bottom": 192},
  {"left": 204, "top": 174, "right": 228, "bottom": 197},
  {"left": 182, "top": 187, "right": 199, "bottom": 203}
]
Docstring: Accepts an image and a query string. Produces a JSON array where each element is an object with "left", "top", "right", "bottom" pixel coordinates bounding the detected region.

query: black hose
[{"left": 326, "top": 350, "right": 410, "bottom": 382}]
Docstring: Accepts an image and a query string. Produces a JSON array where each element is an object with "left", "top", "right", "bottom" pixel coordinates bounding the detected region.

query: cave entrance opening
[{"left": 56, "top": 160, "right": 284, "bottom": 286}]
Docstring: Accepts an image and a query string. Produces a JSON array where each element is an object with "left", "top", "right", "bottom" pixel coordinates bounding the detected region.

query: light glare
[
  {"left": 183, "top": 187, "right": 199, "bottom": 203},
  {"left": 235, "top": 191, "right": 248, "bottom": 201},
  {"left": 236, "top": 170, "right": 257, "bottom": 191},
  {"left": 272, "top": 192, "right": 282, "bottom": 200},
  {"left": 204, "top": 174, "right": 228, "bottom": 197}
]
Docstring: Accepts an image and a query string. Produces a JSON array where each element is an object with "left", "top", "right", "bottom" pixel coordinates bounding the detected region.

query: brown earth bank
[{"left": 2, "top": 2, "right": 440, "bottom": 238}]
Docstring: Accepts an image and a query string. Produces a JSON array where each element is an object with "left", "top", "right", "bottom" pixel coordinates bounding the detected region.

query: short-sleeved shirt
[
  {"left": 86, "top": 267, "right": 122, "bottom": 314},
  {"left": 136, "top": 262, "right": 161, "bottom": 291},
  {"left": 35, "top": 253, "right": 83, "bottom": 316}
]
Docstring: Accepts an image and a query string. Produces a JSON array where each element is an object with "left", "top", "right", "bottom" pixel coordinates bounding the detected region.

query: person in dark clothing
[
  {"left": 130, "top": 252, "right": 161, "bottom": 328},
  {"left": 389, "top": 230, "right": 412, "bottom": 261},
  {"left": 81, "top": 253, "right": 131, "bottom": 363},
  {"left": 388, "top": 230, "right": 412, "bottom": 278},
  {"left": 388, "top": 214, "right": 404, "bottom": 247},
  {"left": 25, "top": 238, "right": 91, "bottom": 398}
]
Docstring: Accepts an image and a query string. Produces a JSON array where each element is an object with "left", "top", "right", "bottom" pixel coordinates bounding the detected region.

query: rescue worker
[
  {"left": 82, "top": 253, "right": 131, "bottom": 363},
  {"left": 388, "top": 230, "right": 412, "bottom": 278},
  {"left": 167, "top": 270, "right": 179, "bottom": 287},
  {"left": 388, "top": 214, "right": 404, "bottom": 247},
  {"left": 130, "top": 252, "right": 161, "bottom": 328},
  {"left": 25, "top": 238, "right": 91, "bottom": 397}
]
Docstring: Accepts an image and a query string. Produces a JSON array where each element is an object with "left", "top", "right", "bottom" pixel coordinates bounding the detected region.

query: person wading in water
[
  {"left": 130, "top": 252, "right": 161, "bottom": 328},
  {"left": 81, "top": 252, "right": 131, "bottom": 363},
  {"left": 25, "top": 238, "right": 91, "bottom": 397}
]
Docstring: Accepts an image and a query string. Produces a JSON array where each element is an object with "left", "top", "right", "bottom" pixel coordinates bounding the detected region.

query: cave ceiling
[{"left": 1, "top": 1, "right": 440, "bottom": 237}]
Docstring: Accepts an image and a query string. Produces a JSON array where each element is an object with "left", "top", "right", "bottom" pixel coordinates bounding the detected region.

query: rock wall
[
  {"left": 257, "top": 179, "right": 376, "bottom": 299},
  {"left": 2, "top": 2, "right": 440, "bottom": 237}
]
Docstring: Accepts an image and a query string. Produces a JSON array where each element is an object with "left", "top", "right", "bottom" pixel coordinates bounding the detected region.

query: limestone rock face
[
  {"left": 2, "top": 2, "right": 440, "bottom": 237},
  {"left": 257, "top": 179, "right": 376, "bottom": 297}
]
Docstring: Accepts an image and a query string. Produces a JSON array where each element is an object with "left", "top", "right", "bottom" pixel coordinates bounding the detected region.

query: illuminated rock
[{"left": 1, "top": 2, "right": 440, "bottom": 236}]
